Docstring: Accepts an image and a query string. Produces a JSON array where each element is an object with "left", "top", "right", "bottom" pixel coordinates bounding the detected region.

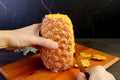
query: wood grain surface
[{"left": 0, "top": 43, "right": 119, "bottom": 80}]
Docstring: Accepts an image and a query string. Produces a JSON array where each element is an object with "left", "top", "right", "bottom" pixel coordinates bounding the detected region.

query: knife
[{"left": 74, "top": 53, "right": 90, "bottom": 80}]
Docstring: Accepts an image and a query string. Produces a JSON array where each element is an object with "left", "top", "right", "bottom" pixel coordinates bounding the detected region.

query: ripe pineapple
[{"left": 40, "top": 13, "right": 75, "bottom": 72}]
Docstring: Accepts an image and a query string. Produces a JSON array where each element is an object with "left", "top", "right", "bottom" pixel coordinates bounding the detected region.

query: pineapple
[
  {"left": 40, "top": 13, "right": 75, "bottom": 72},
  {"left": 91, "top": 54, "right": 107, "bottom": 60}
]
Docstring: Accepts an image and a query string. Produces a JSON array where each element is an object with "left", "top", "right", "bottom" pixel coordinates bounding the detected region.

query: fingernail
[{"left": 50, "top": 42, "right": 58, "bottom": 49}]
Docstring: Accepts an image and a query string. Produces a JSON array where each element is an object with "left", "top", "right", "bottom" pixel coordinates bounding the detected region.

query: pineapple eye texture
[{"left": 40, "top": 13, "right": 75, "bottom": 72}]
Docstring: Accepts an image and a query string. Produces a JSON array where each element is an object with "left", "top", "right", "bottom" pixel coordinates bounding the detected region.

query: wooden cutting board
[{"left": 0, "top": 43, "right": 119, "bottom": 80}]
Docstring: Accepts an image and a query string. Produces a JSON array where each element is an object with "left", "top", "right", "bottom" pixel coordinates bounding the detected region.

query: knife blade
[{"left": 74, "top": 53, "right": 90, "bottom": 80}]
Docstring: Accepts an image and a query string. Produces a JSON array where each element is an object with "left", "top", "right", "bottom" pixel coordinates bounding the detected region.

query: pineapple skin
[{"left": 40, "top": 13, "right": 75, "bottom": 72}]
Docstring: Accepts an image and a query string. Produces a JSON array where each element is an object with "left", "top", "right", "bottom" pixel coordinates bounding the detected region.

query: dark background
[{"left": 0, "top": 0, "right": 120, "bottom": 38}]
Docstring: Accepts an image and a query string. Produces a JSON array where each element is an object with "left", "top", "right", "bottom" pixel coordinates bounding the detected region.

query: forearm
[{"left": 0, "top": 30, "right": 12, "bottom": 49}]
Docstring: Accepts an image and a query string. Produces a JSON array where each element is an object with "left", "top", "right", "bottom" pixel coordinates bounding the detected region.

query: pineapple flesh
[{"left": 40, "top": 13, "right": 75, "bottom": 72}]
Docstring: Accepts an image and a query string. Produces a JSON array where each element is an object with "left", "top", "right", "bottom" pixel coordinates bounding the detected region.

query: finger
[
  {"left": 88, "top": 66, "right": 105, "bottom": 74},
  {"left": 32, "top": 23, "right": 42, "bottom": 33},
  {"left": 88, "top": 66, "right": 116, "bottom": 80},
  {"left": 77, "top": 72, "right": 87, "bottom": 80},
  {"left": 15, "top": 23, "right": 41, "bottom": 36},
  {"left": 107, "top": 72, "right": 116, "bottom": 80},
  {"left": 88, "top": 66, "right": 105, "bottom": 80},
  {"left": 29, "top": 36, "right": 58, "bottom": 49},
  {"left": 27, "top": 23, "right": 42, "bottom": 36}
]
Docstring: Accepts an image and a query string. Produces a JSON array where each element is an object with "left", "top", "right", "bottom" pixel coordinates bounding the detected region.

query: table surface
[{"left": 0, "top": 39, "right": 120, "bottom": 80}]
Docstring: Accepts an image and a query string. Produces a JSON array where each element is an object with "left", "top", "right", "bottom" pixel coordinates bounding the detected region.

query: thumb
[
  {"left": 77, "top": 72, "right": 87, "bottom": 80},
  {"left": 29, "top": 36, "right": 58, "bottom": 49}
]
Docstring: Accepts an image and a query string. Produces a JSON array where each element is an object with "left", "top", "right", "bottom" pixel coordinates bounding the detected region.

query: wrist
[{"left": 0, "top": 30, "right": 12, "bottom": 49}]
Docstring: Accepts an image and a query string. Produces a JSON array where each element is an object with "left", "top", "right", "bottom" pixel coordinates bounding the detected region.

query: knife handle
[{"left": 84, "top": 72, "right": 90, "bottom": 80}]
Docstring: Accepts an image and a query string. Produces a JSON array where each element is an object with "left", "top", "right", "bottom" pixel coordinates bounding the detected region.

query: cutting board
[{"left": 0, "top": 43, "right": 119, "bottom": 80}]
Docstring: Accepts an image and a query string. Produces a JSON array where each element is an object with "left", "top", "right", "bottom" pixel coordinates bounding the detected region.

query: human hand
[
  {"left": 5, "top": 23, "right": 58, "bottom": 50},
  {"left": 77, "top": 66, "right": 116, "bottom": 80}
]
